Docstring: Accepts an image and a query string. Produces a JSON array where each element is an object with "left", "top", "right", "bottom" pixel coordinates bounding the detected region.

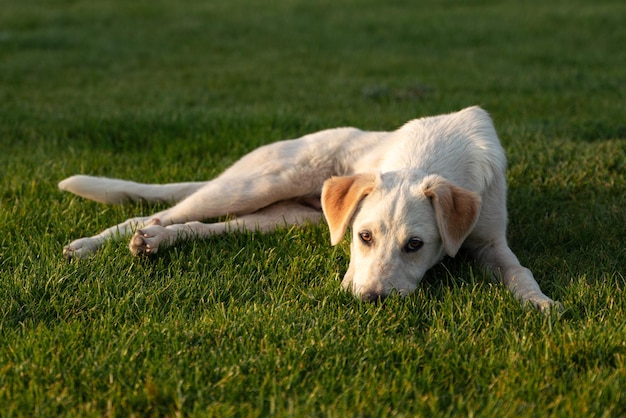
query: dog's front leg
[
  {"left": 473, "top": 239, "right": 561, "bottom": 312},
  {"left": 129, "top": 219, "right": 229, "bottom": 256},
  {"left": 501, "top": 264, "right": 559, "bottom": 312},
  {"left": 129, "top": 201, "right": 323, "bottom": 256},
  {"left": 63, "top": 214, "right": 166, "bottom": 259}
]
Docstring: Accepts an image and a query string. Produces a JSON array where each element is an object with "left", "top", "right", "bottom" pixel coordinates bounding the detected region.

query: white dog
[{"left": 59, "top": 106, "right": 557, "bottom": 310}]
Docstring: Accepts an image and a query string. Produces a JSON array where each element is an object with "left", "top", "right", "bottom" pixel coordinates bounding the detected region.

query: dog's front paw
[
  {"left": 129, "top": 220, "right": 176, "bottom": 256},
  {"left": 532, "top": 297, "right": 564, "bottom": 314},
  {"left": 63, "top": 237, "right": 102, "bottom": 260}
]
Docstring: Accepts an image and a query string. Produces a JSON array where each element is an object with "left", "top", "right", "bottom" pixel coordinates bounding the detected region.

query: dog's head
[{"left": 321, "top": 172, "right": 481, "bottom": 301}]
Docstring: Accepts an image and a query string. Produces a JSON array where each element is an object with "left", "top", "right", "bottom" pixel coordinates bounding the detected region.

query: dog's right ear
[{"left": 321, "top": 174, "right": 376, "bottom": 245}]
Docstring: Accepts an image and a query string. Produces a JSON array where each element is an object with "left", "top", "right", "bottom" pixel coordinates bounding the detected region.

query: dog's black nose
[{"left": 360, "top": 291, "right": 387, "bottom": 303}]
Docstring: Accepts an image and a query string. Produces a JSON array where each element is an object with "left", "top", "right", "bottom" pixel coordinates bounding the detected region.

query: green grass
[{"left": 1, "top": 0, "right": 625, "bottom": 416}]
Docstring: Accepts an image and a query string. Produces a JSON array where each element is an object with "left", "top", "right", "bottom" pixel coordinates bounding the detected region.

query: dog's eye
[
  {"left": 359, "top": 231, "right": 373, "bottom": 245},
  {"left": 405, "top": 237, "right": 423, "bottom": 252}
]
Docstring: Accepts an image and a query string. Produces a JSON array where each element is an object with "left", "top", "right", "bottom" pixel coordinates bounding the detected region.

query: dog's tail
[{"left": 58, "top": 175, "right": 207, "bottom": 204}]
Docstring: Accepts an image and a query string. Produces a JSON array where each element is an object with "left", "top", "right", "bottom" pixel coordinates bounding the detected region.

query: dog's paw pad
[
  {"left": 129, "top": 224, "right": 173, "bottom": 256},
  {"left": 130, "top": 231, "right": 154, "bottom": 256}
]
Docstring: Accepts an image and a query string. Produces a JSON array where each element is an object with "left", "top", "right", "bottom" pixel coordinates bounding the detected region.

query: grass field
[{"left": 1, "top": 0, "right": 625, "bottom": 416}]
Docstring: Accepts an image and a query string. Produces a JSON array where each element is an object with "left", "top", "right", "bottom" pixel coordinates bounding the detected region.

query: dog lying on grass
[{"left": 59, "top": 106, "right": 558, "bottom": 310}]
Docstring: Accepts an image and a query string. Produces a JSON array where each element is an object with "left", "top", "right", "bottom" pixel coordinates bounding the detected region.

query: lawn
[{"left": 1, "top": 0, "right": 625, "bottom": 416}]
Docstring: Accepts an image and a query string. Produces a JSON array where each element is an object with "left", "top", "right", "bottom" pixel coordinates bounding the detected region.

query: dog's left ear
[
  {"left": 422, "top": 176, "right": 481, "bottom": 257},
  {"left": 321, "top": 173, "right": 376, "bottom": 245}
]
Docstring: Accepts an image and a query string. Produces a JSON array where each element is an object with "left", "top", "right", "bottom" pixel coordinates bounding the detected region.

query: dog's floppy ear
[
  {"left": 422, "top": 176, "right": 481, "bottom": 257},
  {"left": 321, "top": 173, "right": 376, "bottom": 245}
]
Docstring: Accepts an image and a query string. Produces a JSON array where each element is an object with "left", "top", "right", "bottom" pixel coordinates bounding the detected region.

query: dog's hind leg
[
  {"left": 63, "top": 165, "right": 326, "bottom": 259},
  {"left": 128, "top": 201, "right": 323, "bottom": 255}
]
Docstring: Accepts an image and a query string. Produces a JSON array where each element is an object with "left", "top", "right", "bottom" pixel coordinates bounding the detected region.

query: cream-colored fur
[{"left": 59, "top": 106, "right": 558, "bottom": 310}]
